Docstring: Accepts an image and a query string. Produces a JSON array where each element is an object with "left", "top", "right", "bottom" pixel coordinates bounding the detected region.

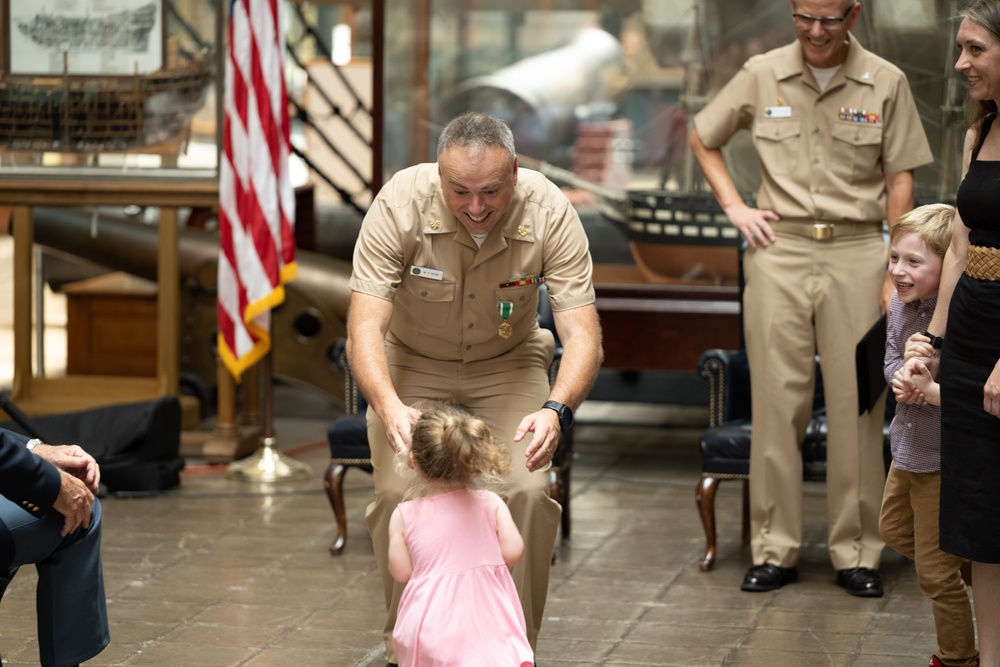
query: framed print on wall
[{"left": 6, "top": 0, "right": 166, "bottom": 77}]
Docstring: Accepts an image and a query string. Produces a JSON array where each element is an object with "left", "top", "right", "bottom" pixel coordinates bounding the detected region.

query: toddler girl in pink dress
[{"left": 388, "top": 404, "right": 534, "bottom": 667}]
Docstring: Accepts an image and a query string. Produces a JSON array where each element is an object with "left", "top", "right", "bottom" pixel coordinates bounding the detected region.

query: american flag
[{"left": 218, "top": 0, "right": 296, "bottom": 381}]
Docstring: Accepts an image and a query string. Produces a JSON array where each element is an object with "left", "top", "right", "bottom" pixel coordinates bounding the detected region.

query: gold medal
[{"left": 497, "top": 301, "right": 514, "bottom": 339}]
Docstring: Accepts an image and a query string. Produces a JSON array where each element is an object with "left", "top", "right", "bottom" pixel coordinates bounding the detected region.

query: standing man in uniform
[
  {"left": 689, "top": 0, "right": 932, "bottom": 595},
  {"left": 347, "top": 111, "right": 603, "bottom": 664}
]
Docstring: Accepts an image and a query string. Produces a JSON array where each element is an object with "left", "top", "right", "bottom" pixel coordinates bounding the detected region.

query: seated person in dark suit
[{"left": 0, "top": 427, "right": 109, "bottom": 666}]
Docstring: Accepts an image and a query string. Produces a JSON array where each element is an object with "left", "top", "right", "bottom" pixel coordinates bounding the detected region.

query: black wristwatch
[
  {"left": 922, "top": 331, "right": 944, "bottom": 350},
  {"left": 542, "top": 400, "right": 574, "bottom": 430}
]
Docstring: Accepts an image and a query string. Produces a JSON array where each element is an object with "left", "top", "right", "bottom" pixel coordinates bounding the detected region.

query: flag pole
[
  {"left": 220, "top": 0, "right": 304, "bottom": 481},
  {"left": 226, "top": 346, "right": 311, "bottom": 482}
]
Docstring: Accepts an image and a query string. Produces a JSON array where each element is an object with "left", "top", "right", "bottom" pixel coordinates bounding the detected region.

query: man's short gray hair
[{"left": 436, "top": 112, "right": 516, "bottom": 165}]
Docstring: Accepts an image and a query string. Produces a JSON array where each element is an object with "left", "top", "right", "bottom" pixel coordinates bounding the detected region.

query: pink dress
[{"left": 392, "top": 489, "right": 534, "bottom": 667}]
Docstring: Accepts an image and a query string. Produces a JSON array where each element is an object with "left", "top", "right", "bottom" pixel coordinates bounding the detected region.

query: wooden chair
[
  {"left": 323, "top": 288, "right": 573, "bottom": 555},
  {"left": 694, "top": 348, "right": 893, "bottom": 571}
]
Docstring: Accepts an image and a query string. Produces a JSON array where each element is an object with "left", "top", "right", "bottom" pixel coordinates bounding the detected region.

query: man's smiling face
[
  {"left": 438, "top": 145, "right": 518, "bottom": 237},
  {"left": 791, "top": 0, "right": 860, "bottom": 69}
]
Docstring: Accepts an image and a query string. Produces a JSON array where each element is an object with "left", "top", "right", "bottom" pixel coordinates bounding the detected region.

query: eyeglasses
[{"left": 791, "top": 3, "right": 856, "bottom": 29}]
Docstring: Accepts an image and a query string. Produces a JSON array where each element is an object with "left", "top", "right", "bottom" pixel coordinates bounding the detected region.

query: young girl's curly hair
[{"left": 401, "top": 402, "right": 510, "bottom": 498}]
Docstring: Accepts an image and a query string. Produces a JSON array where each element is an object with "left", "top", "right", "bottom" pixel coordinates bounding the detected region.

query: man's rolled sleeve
[
  {"left": 693, "top": 64, "right": 758, "bottom": 150},
  {"left": 536, "top": 191, "right": 596, "bottom": 312},
  {"left": 881, "top": 76, "right": 933, "bottom": 175},
  {"left": 350, "top": 196, "right": 405, "bottom": 302}
]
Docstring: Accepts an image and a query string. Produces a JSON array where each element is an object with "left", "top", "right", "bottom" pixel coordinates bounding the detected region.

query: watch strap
[
  {"left": 542, "top": 400, "right": 573, "bottom": 429},
  {"left": 922, "top": 331, "right": 944, "bottom": 349}
]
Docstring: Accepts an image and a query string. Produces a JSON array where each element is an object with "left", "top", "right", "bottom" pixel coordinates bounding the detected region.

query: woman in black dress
[{"left": 906, "top": 2, "right": 1000, "bottom": 664}]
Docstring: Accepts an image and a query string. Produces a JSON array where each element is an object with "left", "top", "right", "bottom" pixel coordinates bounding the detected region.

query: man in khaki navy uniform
[
  {"left": 347, "top": 111, "right": 603, "bottom": 665},
  {"left": 690, "top": 0, "right": 932, "bottom": 596}
]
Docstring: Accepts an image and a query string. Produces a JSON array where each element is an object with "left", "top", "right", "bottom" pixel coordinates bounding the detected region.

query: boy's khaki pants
[{"left": 880, "top": 463, "right": 978, "bottom": 667}]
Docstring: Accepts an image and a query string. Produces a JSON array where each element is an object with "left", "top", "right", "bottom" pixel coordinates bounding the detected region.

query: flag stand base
[{"left": 226, "top": 436, "right": 312, "bottom": 482}]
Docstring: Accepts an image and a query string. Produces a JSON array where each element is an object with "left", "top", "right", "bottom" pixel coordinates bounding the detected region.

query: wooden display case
[{"left": 64, "top": 272, "right": 159, "bottom": 378}]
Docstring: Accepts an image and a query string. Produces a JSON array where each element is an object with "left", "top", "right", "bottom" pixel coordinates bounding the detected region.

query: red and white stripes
[{"left": 218, "top": 0, "right": 296, "bottom": 381}]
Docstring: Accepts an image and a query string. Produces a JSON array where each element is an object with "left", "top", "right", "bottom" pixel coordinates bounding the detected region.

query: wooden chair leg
[
  {"left": 695, "top": 475, "right": 720, "bottom": 572},
  {"left": 559, "top": 462, "right": 571, "bottom": 539},
  {"left": 548, "top": 466, "right": 566, "bottom": 535},
  {"left": 548, "top": 468, "right": 561, "bottom": 565},
  {"left": 323, "top": 460, "right": 348, "bottom": 555},
  {"left": 740, "top": 479, "right": 750, "bottom": 545}
]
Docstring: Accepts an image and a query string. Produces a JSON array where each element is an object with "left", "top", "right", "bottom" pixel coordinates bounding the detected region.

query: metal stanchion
[
  {"left": 227, "top": 350, "right": 311, "bottom": 482},
  {"left": 227, "top": 434, "right": 311, "bottom": 482}
]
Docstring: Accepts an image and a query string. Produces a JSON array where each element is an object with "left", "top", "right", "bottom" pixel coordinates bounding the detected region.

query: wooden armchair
[{"left": 694, "top": 348, "right": 893, "bottom": 572}]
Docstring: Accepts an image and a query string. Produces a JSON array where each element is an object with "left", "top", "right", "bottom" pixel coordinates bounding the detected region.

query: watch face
[
  {"left": 560, "top": 406, "right": 574, "bottom": 429},
  {"left": 544, "top": 400, "right": 573, "bottom": 429}
]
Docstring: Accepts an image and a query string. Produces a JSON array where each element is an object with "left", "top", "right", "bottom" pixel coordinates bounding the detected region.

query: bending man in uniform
[{"left": 347, "top": 111, "right": 603, "bottom": 664}]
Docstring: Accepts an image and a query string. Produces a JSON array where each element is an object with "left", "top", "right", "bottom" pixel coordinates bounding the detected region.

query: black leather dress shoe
[
  {"left": 740, "top": 563, "right": 798, "bottom": 592},
  {"left": 836, "top": 567, "right": 884, "bottom": 597}
]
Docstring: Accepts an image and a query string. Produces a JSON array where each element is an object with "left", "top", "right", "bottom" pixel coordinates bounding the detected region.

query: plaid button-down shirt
[{"left": 884, "top": 292, "right": 941, "bottom": 472}]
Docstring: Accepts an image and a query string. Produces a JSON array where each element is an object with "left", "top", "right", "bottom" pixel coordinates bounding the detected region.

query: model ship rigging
[{"left": 0, "top": 2, "right": 211, "bottom": 153}]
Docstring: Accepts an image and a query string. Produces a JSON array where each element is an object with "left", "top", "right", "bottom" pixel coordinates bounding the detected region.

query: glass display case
[
  {"left": 0, "top": 0, "right": 223, "bottom": 424},
  {"left": 381, "top": 1, "right": 962, "bottom": 272},
  {"left": 0, "top": 0, "right": 222, "bottom": 181},
  {"left": 378, "top": 0, "right": 964, "bottom": 371},
  {"left": 382, "top": 0, "right": 961, "bottom": 201}
]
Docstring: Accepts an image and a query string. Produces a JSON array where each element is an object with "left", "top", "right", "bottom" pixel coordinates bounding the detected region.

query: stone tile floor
[{"left": 0, "top": 390, "right": 966, "bottom": 666}]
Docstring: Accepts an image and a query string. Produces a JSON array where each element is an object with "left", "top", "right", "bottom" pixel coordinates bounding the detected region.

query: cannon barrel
[
  {"left": 442, "top": 28, "right": 622, "bottom": 168},
  {"left": 29, "top": 207, "right": 353, "bottom": 401}
]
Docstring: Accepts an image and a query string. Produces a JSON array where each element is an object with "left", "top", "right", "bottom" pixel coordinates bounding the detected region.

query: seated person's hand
[
  {"left": 52, "top": 470, "right": 94, "bottom": 537},
  {"left": 33, "top": 444, "right": 101, "bottom": 494}
]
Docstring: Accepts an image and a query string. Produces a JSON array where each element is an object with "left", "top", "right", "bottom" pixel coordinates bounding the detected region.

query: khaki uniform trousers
[
  {"left": 365, "top": 332, "right": 561, "bottom": 661},
  {"left": 743, "top": 230, "right": 887, "bottom": 570},
  {"left": 880, "top": 463, "right": 978, "bottom": 667}
]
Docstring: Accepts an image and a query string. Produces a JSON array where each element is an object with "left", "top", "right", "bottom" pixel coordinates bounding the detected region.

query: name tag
[
  {"left": 764, "top": 105, "right": 792, "bottom": 119},
  {"left": 409, "top": 265, "right": 444, "bottom": 281}
]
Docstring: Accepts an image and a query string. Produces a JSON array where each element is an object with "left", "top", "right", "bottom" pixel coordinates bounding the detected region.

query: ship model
[
  {"left": 465, "top": 2, "right": 964, "bottom": 286},
  {"left": 0, "top": 3, "right": 212, "bottom": 153},
  {"left": 15, "top": 3, "right": 158, "bottom": 54}
]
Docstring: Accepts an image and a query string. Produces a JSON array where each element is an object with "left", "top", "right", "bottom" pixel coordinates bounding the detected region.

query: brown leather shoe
[{"left": 740, "top": 563, "right": 798, "bottom": 592}]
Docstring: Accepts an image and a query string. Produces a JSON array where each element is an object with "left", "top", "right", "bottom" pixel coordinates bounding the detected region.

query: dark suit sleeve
[{"left": 0, "top": 428, "right": 61, "bottom": 517}]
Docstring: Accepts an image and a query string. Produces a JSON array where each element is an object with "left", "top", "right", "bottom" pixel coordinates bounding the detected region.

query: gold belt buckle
[{"left": 812, "top": 223, "right": 834, "bottom": 240}]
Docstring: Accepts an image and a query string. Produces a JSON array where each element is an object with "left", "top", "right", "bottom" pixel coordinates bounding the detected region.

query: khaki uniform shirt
[
  {"left": 694, "top": 33, "right": 933, "bottom": 224},
  {"left": 350, "top": 163, "right": 595, "bottom": 363}
]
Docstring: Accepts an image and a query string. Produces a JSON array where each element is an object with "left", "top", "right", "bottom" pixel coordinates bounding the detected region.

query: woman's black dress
[{"left": 941, "top": 114, "right": 1000, "bottom": 563}]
